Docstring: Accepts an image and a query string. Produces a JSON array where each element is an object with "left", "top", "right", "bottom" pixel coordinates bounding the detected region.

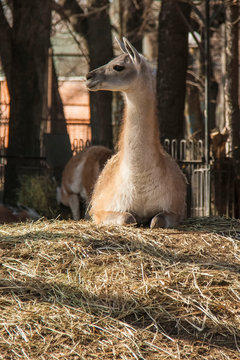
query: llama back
[{"left": 81, "top": 146, "right": 113, "bottom": 199}]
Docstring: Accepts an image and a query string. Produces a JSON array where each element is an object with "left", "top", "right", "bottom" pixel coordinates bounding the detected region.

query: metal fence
[
  {"left": 72, "top": 138, "right": 91, "bottom": 155},
  {"left": 0, "top": 137, "right": 237, "bottom": 218},
  {"left": 0, "top": 137, "right": 91, "bottom": 201},
  {"left": 164, "top": 139, "right": 210, "bottom": 217},
  {"left": 164, "top": 138, "right": 236, "bottom": 218}
]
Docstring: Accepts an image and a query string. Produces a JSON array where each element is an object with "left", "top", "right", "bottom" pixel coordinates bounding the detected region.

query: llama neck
[{"left": 118, "top": 89, "right": 160, "bottom": 163}]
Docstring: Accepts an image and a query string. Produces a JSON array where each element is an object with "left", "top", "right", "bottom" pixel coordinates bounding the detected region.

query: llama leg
[
  {"left": 150, "top": 212, "right": 166, "bottom": 229},
  {"left": 69, "top": 194, "right": 80, "bottom": 220},
  {"left": 92, "top": 211, "right": 137, "bottom": 225},
  {"left": 150, "top": 212, "right": 181, "bottom": 229}
]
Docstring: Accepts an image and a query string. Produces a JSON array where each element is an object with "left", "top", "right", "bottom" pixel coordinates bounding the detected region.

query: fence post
[{"left": 204, "top": 0, "right": 211, "bottom": 216}]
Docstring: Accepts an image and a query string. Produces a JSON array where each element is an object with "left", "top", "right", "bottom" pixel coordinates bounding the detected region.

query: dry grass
[
  {"left": 17, "top": 175, "right": 60, "bottom": 218},
  {"left": 0, "top": 217, "right": 240, "bottom": 359}
]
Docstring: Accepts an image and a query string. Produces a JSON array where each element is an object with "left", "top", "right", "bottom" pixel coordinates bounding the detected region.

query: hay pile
[
  {"left": 17, "top": 175, "right": 60, "bottom": 218},
  {"left": 0, "top": 217, "right": 240, "bottom": 359}
]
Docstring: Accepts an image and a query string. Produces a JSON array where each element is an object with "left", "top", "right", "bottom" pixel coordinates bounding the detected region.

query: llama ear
[
  {"left": 123, "top": 37, "right": 141, "bottom": 65},
  {"left": 115, "top": 37, "right": 127, "bottom": 54}
]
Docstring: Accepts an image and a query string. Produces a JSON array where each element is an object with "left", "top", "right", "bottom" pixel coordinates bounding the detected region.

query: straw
[{"left": 0, "top": 216, "right": 240, "bottom": 359}]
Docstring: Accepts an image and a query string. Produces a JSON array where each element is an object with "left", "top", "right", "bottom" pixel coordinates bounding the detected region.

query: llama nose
[{"left": 86, "top": 72, "right": 94, "bottom": 80}]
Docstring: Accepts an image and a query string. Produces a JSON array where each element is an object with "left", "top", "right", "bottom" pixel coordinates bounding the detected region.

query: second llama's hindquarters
[{"left": 57, "top": 145, "right": 113, "bottom": 220}]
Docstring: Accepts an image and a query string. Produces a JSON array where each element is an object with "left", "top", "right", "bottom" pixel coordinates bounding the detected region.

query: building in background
[{"left": 0, "top": 19, "right": 91, "bottom": 155}]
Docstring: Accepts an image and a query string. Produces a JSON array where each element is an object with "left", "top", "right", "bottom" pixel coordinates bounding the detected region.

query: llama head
[{"left": 85, "top": 37, "right": 147, "bottom": 93}]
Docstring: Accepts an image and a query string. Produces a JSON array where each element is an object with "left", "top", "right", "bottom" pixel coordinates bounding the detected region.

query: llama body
[
  {"left": 86, "top": 38, "right": 187, "bottom": 227},
  {"left": 57, "top": 145, "right": 112, "bottom": 220}
]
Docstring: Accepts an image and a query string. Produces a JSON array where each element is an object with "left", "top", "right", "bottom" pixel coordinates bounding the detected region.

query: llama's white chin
[{"left": 85, "top": 80, "right": 100, "bottom": 91}]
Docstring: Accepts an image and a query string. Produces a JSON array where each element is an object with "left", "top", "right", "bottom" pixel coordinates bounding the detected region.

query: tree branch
[
  {"left": 51, "top": 0, "right": 88, "bottom": 38},
  {"left": 51, "top": 0, "right": 89, "bottom": 60}
]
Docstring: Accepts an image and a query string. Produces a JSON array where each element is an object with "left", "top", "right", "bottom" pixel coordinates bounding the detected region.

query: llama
[
  {"left": 57, "top": 145, "right": 113, "bottom": 220},
  {"left": 86, "top": 38, "right": 187, "bottom": 228}
]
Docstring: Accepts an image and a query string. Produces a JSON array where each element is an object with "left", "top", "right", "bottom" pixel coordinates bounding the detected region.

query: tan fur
[
  {"left": 58, "top": 145, "right": 113, "bottom": 220},
  {"left": 86, "top": 38, "right": 187, "bottom": 228}
]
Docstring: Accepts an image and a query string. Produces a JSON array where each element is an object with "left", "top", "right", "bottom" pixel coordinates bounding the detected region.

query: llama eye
[{"left": 113, "top": 65, "right": 125, "bottom": 72}]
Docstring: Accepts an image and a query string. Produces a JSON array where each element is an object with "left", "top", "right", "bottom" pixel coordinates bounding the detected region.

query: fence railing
[
  {"left": 0, "top": 138, "right": 237, "bottom": 218},
  {"left": 72, "top": 138, "right": 91, "bottom": 155},
  {"left": 164, "top": 139, "right": 210, "bottom": 217}
]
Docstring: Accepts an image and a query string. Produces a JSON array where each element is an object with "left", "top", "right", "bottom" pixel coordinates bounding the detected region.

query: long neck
[{"left": 118, "top": 87, "right": 160, "bottom": 164}]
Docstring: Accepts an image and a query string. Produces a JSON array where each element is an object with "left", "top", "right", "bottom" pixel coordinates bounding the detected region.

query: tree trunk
[
  {"left": 51, "top": 64, "right": 68, "bottom": 135},
  {"left": 3, "top": 0, "right": 51, "bottom": 204},
  {"left": 119, "top": 0, "right": 145, "bottom": 52},
  {"left": 224, "top": 1, "right": 239, "bottom": 160},
  {"left": 157, "top": 0, "right": 191, "bottom": 141},
  {"left": 0, "top": 2, "right": 12, "bottom": 91},
  {"left": 61, "top": 0, "right": 113, "bottom": 149},
  {"left": 86, "top": 0, "right": 113, "bottom": 149}
]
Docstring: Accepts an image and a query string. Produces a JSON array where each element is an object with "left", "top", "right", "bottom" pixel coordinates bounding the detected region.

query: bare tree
[
  {"left": 119, "top": 0, "right": 146, "bottom": 51},
  {"left": 0, "top": 0, "right": 52, "bottom": 204},
  {"left": 87, "top": 0, "right": 113, "bottom": 149},
  {"left": 157, "top": 0, "right": 191, "bottom": 141},
  {"left": 51, "top": 64, "right": 69, "bottom": 135}
]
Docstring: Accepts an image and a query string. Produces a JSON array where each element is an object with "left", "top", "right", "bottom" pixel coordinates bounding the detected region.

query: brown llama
[
  {"left": 57, "top": 145, "right": 113, "bottom": 220},
  {"left": 86, "top": 38, "right": 187, "bottom": 228}
]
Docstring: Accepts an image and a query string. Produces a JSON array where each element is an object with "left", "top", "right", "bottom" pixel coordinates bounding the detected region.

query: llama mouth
[{"left": 86, "top": 80, "right": 99, "bottom": 91}]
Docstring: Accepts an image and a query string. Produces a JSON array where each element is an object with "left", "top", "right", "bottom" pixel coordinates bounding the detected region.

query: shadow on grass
[
  {"left": 0, "top": 276, "right": 239, "bottom": 353},
  {"left": 1, "top": 218, "right": 240, "bottom": 352},
  {"left": 1, "top": 221, "right": 240, "bottom": 274},
  {"left": 179, "top": 217, "right": 240, "bottom": 238}
]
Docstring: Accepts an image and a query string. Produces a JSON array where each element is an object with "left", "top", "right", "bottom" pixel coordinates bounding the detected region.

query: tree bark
[
  {"left": 119, "top": 0, "right": 146, "bottom": 52},
  {"left": 51, "top": 64, "right": 68, "bottom": 134},
  {"left": 157, "top": 0, "right": 191, "bottom": 141},
  {"left": 3, "top": 0, "right": 51, "bottom": 204},
  {"left": 224, "top": 1, "right": 239, "bottom": 160},
  {"left": 61, "top": 0, "right": 113, "bottom": 149},
  {"left": 87, "top": 0, "right": 113, "bottom": 149},
  {"left": 0, "top": 1, "right": 12, "bottom": 92}
]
